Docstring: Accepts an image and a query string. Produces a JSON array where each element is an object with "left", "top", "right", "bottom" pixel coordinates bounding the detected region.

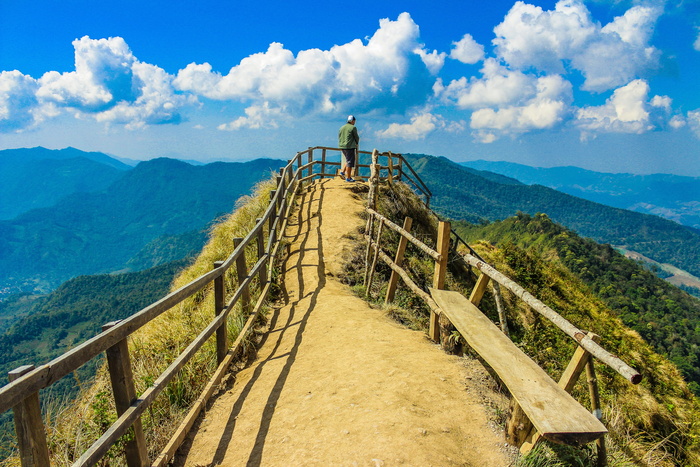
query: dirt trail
[{"left": 174, "top": 178, "right": 512, "bottom": 466}]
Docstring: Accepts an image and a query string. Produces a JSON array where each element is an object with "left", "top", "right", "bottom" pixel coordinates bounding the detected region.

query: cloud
[
  {"left": 217, "top": 102, "right": 285, "bottom": 131},
  {"left": 436, "top": 60, "right": 572, "bottom": 140},
  {"left": 469, "top": 74, "right": 572, "bottom": 138},
  {"left": 688, "top": 110, "right": 700, "bottom": 138},
  {"left": 575, "top": 79, "right": 655, "bottom": 135},
  {"left": 493, "top": 0, "right": 661, "bottom": 92},
  {"left": 1, "top": 36, "right": 191, "bottom": 132},
  {"left": 437, "top": 59, "right": 540, "bottom": 109},
  {"left": 175, "top": 13, "right": 436, "bottom": 128},
  {"left": 0, "top": 71, "right": 40, "bottom": 131},
  {"left": 376, "top": 112, "right": 465, "bottom": 140},
  {"left": 450, "top": 34, "right": 484, "bottom": 64},
  {"left": 415, "top": 49, "right": 446, "bottom": 75},
  {"left": 695, "top": 28, "right": 700, "bottom": 52}
]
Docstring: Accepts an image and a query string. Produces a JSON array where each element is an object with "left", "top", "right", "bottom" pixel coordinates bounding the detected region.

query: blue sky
[{"left": 1, "top": 0, "right": 699, "bottom": 175}]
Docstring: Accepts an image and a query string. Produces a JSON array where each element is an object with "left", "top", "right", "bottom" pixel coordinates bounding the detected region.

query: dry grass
[{"left": 1, "top": 177, "right": 279, "bottom": 466}]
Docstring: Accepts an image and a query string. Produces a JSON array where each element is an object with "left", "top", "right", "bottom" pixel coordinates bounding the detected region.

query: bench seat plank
[{"left": 430, "top": 288, "right": 607, "bottom": 446}]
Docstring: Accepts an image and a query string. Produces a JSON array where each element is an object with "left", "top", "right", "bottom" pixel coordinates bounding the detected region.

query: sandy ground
[{"left": 174, "top": 178, "right": 514, "bottom": 466}]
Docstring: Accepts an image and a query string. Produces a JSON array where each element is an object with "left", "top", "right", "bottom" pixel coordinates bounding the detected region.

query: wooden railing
[
  {"left": 0, "top": 146, "right": 424, "bottom": 467},
  {"left": 361, "top": 163, "right": 642, "bottom": 462}
]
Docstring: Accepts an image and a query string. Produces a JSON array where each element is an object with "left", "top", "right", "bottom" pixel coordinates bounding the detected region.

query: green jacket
[{"left": 338, "top": 123, "right": 359, "bottom": 149}]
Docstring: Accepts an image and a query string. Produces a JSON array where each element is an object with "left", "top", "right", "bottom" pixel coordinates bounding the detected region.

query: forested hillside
[
  {"left": 0, "top": 259, "right": 190, "bottom": 455},
  {"left": 455, "top": 213, "right": 700, "bottom": 394},
  {"left": 461, "top": 160, "right": 700, "bottom": 229},
  {"left": 0, "top": 156, "right": 282, "bottom": 296},
  {"left": 407, "top": 154, "right": 700, "bottom": 279},
  {"left": 0, "top": 147, "right": 130, "bottom": 220}
]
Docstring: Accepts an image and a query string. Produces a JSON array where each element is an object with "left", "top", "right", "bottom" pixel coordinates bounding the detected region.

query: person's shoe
[{"left": 346, "top": 177, "right": 355, "bottom": 182}]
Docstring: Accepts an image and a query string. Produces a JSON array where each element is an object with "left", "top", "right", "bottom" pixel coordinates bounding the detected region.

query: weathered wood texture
[
  {"left": 430, "top": 288, "right": 607, "bottom": 446},
  {"left": 385, "top": 217, "right": 413, "bottom": 304},
  {"left": 458, "top": 253, "right": 642, "bottom": 385}
]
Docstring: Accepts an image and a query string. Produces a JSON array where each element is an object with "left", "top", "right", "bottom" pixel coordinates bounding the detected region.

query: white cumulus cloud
[
  {"left": 0, "top": 71, "right": 40, "bottom": 131},
  {"left": 376, "top": 111, "right": 465, "bottom": 140},
  {"left": 493, "top": 0, "right": 661, "bottom": 92},
  {"left": 450, "top": 34, "right": 484, "bottom": 64},
  {"left": 217, "top": 102, "right": 285, "bottom": 131},
  {"left": 1, "top": 36, "right": 191, "bottom": 132},
  {"left": 575, "top": 79, "right": 654, "bottom": 135},
  {"left": 175, "top": 13, "right": 436, "bottom": 129}
]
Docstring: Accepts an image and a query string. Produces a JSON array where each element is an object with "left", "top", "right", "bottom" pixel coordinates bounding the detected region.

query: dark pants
[{"left": 341, "top": 148, "right": 356, "bottom": 168}]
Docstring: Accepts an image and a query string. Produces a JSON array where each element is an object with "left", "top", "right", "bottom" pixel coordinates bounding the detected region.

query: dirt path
[{"left": 174, "top": 178, "right": 513, "bottom": 466}]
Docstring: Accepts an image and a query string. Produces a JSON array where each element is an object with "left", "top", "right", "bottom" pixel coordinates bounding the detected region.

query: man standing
[{"left": 338, "top": 115, "right": 359, "bottom": 182}]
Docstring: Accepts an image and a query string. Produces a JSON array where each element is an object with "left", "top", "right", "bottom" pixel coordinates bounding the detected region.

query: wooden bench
[{"left": 430, "top": 288, "right": 607, "bottom": 447}]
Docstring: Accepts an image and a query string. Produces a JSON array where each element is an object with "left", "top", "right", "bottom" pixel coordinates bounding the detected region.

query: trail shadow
[{"left": 207, "top": 180, "right": 328, "bottom": 466}]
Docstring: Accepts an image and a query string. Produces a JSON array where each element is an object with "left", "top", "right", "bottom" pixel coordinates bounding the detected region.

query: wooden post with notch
[
  {"left": 213, "top": 261, "right": 227, "bottom": 364},
  {"left": 385, "top": 217, "right": 413, "bottom": 304},
  {"left": 9, "top": 365, "right": 50, "bottom": 467},
  {"left": 321, "top": 148, "right": 327, "bottom": 177},
  {"left": 234, "top": 237, "right": 251, "bottom": 315},
  {"left": 102, "top": 321, "right": 149, "bottom": 467},
  {"left": 430, "top": 221, "right": 450, "bottom": 341}
]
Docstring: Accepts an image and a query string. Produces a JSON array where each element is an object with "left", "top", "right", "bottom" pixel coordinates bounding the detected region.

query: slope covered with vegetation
[
  {"left": 455, "top": 213, "right": 700, "bottom": 395},
  {"left": 406, "top": 154, "right": 700, "bottom": 280},
  {"left": 0, "top": 157, "right": 282, "bottom": 295},
  {"left": 2, "top": 179, "right": 278, "bottom": 465},
  {"left": 341, "top": 181, "right": 700, "bottom": 466},
  {"left": 461, "top": 160, "right": 700, "bottom": 229}
]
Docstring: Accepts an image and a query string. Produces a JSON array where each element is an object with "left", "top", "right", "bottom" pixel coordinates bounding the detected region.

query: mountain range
[
  {"left": 0, "top": 148, "right": 283, "bottom": 296},
  {"left": 460, "top": 160, "right": 700, "bottom": 230},
  {"left": 406, "top": 154, "right": 700, "bottom": 284}
]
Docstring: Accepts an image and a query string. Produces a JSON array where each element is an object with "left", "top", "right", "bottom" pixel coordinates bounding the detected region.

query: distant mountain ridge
[
  {"left": 406, "top": 154, "right": 700, "bottom": 279},
  {"left": 0, "top": 150, "right": 283, "bottom": 296},
  {"left": 0, "top": 147, "right": 131, "bottom": 220},
  {"left": 460, "top": 160, "right": 700, "bottom": 229}
]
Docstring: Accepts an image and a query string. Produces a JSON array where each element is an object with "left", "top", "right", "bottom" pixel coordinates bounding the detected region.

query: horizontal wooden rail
[
  {"left": 366, "top": 208, "right": 441, "bottom": 262},
  {"left": 0, "top": 145, "right": 428, "bottom": 466},
  {"left": 459, "top": 252, "right": 642, "bottom": 384}
]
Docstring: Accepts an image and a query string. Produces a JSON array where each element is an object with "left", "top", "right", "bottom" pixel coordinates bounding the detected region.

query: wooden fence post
[
  {"left": 255, "top": 219, "right": 268, "bottom": 287},
  {"left": 492, "top": 282, "right": 509, "bottom": 337},
  {"left": 321, "top": 148, "right": 327, "bottom": 176},
  {"left": 9, "top": 365, "right": 50, "bottom": 467},
  {"left": 469, "top": 273, "right": 491, "bottom": 306},
  {"left": 430, "top": 221, "right": 451, "bottom": 341},
  {"left": 366, "top": 220, "right": 384, "bottom": 298},
  {"left": 387, "top": 152, "right": 394, "bottom": 186},
  {"left": 363, "top": 213, "right": 375, "bottom": 287},
  {"left": 586, "top": 334, "right": 607, "bottom": 467},
  {"left": 385, "top": 217, "right": 412, "bottom": 304},
  {"left": 102, "top": 322, "right": 149, "bottom": 467},
  {"left": 269, "top": 190, "right": 277, "bottom": 246},
  {"left": 307, "top": 147, "right": 313, "bottom": 181},
  {"left": 519, "top": 332, "right": 605, "bottom": 454},
  {"left": 213, "top": 261, "right": 227, "bottom": 364},
  {"left": 234, "top": 237, "right": 251, "bottom": 315},
  {"left": 367, "top": 149, "right": 379, "bottom": 210}
]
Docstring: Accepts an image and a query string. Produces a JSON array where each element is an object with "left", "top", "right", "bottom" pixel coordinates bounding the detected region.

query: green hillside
[
  {"left": 406, "top": 154, "right": 700, "bottom": 279},
  {"left": 461, "top": 160, "right": 700, "bottom": 229},
  {"left": 0, "top": 148, "right": 128, "bottom": 220},
  {"left": 0, "top": 157, "right": 282, "bottom": 296},
  {"left": 455, "top": 212, "right": 700, "bottom": 394}
]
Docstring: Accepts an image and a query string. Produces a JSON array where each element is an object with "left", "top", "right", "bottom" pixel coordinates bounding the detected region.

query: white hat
[{"left": 347, "top": 115, "right": 355, "bottom": 122}]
